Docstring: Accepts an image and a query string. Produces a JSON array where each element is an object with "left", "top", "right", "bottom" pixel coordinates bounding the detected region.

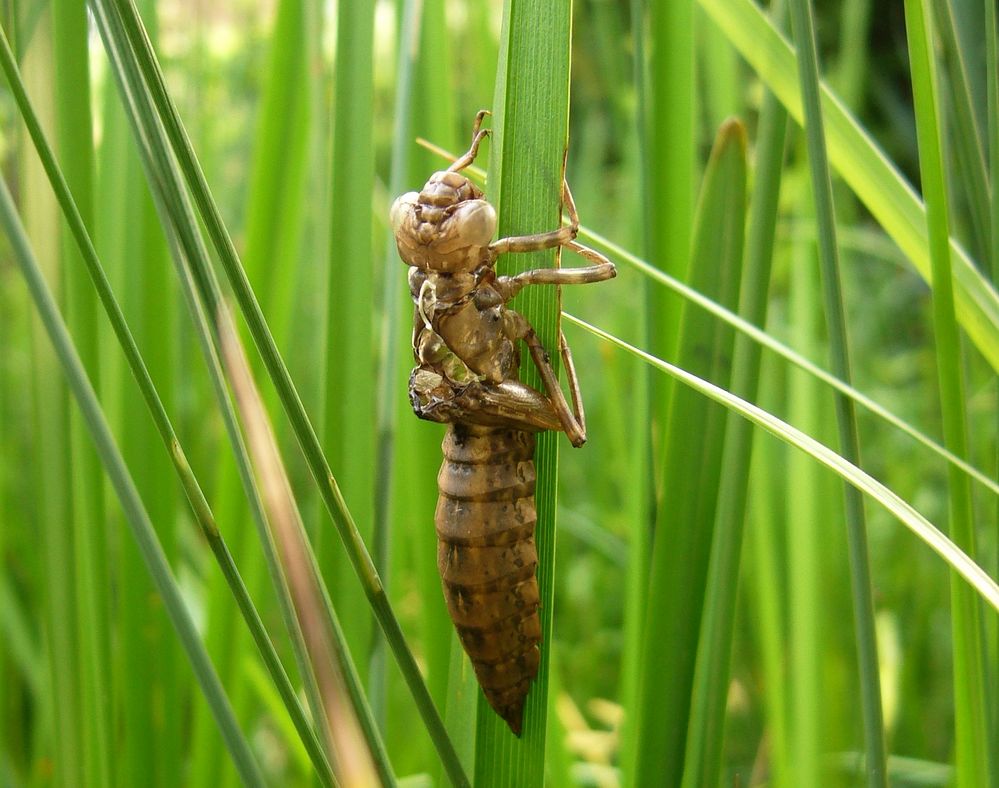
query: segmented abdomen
[{"left": 435, "top": 423, "right": 541, "bottom": 736}]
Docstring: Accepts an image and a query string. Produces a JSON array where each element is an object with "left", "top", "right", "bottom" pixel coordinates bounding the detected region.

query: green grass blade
[
  {"left": 577, "top": 229, "right": 999, "bottom": 498},
  {"left": 0, "top": 22, "right": 339, "bottom": 783},
  {"left": 421, "top": 143, "right": 999, "bottom": 500},
  {"left": 745, "top": 410, "right": 791, "bottom": 788},
  {"left": 191, "top": 0, "right": 312, "bottom": 778},
  {"left": 0, "top": 175, "right": 267, "bottom": 788},
  {"left": 630, "top": 119, "right": 747, "bottom": 788},
  {"left": 699, "top": 0, "right": 999, "bottom": 373},
  {"left": 903, "top": 3, "right": 991, "bottom": 784},
  {"left": 371, "top": 0, "right": 421, "bottom": 728},
  {"left": 12, "top": 14, "right": 83, "bottom": 784},
  {"left": 564, "top": 314, "right": 999, "bottom": 612},
  {"left": 323, "top": 0, "right": 376, "bottom": 696},
  {"left": 785, "top": 240, "right": 823, "bottom": 787},
  {"left": 49, "top": 2, "right": 114, "bottom": 784},
  {"left": 788, "top": 0, "right": 887, "bottom": 781},
  {"left": 476, "top": 0, "right": 570, "bottom": 780},
  {"left": 682, "top": 32, "right": 788, "bottom": 784},
  {"left": 931, "top": 0, "right": 990, "bottom": 261},
  {"left": 88, "top": 4, "right": 356, "bottom": 779},
  {"left": 639, "top": 0, "right": 694, "bottom": 421},
  {"left": 987, "top": 3, "right": 999, "bottom": 778},
  {"left": 94, "top": 1, "right": 467, "bottom": 780}
]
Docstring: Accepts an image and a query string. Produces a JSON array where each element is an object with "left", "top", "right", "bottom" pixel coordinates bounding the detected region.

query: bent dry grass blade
[{"left": 220, "top": 310, "right": 384, "bottom": 786}]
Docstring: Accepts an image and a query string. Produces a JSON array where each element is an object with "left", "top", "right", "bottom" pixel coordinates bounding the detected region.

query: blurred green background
[{"left": 1, "top": 0, "right": 997, "bottom": 785}]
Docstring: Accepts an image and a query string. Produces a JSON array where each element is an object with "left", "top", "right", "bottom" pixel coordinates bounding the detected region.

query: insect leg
[
  {"left": 558, "top": 329, "right": 586, "bottom": 439},
  {"left": 448, "top": 113, "right": 492, "bottom": 173},
  {"left": 506, "top": 311, "right": 587, "bottom": 447},
  {"left": 488, "top": 225, "right": 575, "bottom": 258},
  {"left": 493, "top": 255, "right": 616, "bottom": 302}
]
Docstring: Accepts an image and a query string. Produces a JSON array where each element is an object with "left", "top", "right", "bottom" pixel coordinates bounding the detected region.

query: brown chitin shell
[{"left": 435, "top": 423, "right": 542, "bottom": 735}]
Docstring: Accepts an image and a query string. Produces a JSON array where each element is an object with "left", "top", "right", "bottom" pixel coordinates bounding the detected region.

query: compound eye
[
  {"left": 449, "top": 199, "right": 496, "bottom": 247},
  {"left": 390, "top": 192, "right": 420, "bottom": 234}
]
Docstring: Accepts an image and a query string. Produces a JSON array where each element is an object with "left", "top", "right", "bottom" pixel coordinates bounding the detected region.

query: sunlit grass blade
[
  {"left": 903, "top": 2, "right": 991, "bottom": 784},
  {"left": 682, "top": 33, "right": 788, "bottom": 784},
  {"left": 220, "top": 310, "right": 384, "bottom": 786},
  {"left": 630, "top": 119, "right": 747, "bottom": 788},
  {"left": 0, "top": 174, "right": 267, "bottom": 788},
  {"left": 564, "top": 314, "right": 999, "bottom": 611},
  {"left": 698, "top": 0, "right": 999, "bottom": 373},
  {"left": 93, "top": 0, "right": 467, "bottom": 780},
  {"left": 788, "top": 0, "right": 886, "bottom": 781},
  {"left": 476, "top": 0, "right": 569, "bottom": 779}
]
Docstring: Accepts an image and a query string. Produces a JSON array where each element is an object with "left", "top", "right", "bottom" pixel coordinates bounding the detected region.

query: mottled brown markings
[{"left": 391, "top": 110, "right": 616, "bottom": 736}]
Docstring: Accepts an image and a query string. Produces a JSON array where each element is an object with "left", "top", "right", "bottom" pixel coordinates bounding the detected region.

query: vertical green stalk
[
  {"left": 372, "top": 0, "right": 421, "bottom": 729},
  {"left": 642, "top": 0, "right": 694, "bottom": 395},
  {"left": 986, "top": 3, "right": 999, "bottom": 777},
  {"left": 786, "top": 248, "right": 823, "bottom": 787},
  {"left": 241, "top": 0, "right": 310, "bottom": 345},
  {"left": 681, "top": 14, "right": 788, "bottom": 778},
  {"left": 15, "top": 12, "right": 83, "bottom": 785},
  {"left": 624, "top": 0, "right": 695, "bottom": 776},
  {"left": 746, "top": 405, "right": 791, "bottom": 788},
  {"left": 323, "top": 0, "right": 376, "bottom": 690},
  {"left": 787, "top": 0, "right": 887, "bottom": 783},
  {"left": 49, "top": 2, "right": 114, "bottom": 785},
  {"left": 630, "top": 120, "right": 746, "bottom": 788},
  {"left": 477, "top": 0, "right": 570, "bottom": 782},
  {"left": 904, "top": 3, "right": 991, "bottom": 785},
  {"left": 931, "top": 0, "right": 990, "bottom": 262},
  {"left": 95, "top": 2, "right": 182, "bottom": 783}
]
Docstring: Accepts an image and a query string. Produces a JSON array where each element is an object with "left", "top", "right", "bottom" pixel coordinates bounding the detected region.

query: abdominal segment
[{"left": 435, "top": 423, "right": 542, "bottom": 736}]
